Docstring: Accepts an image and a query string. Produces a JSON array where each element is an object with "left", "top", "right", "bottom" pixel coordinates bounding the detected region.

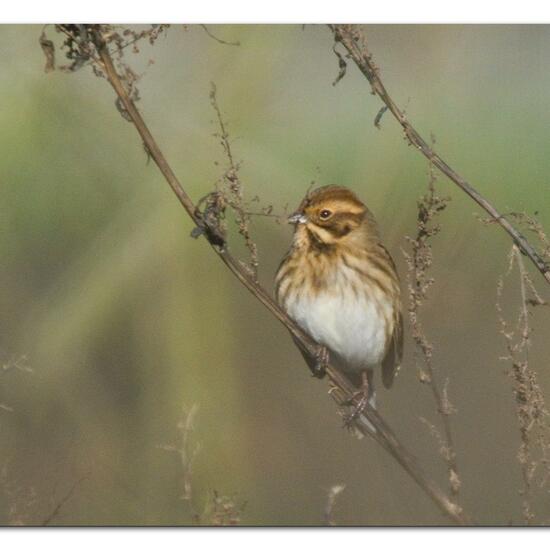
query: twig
[
  {"left": 41, "top": 473, "right": 89, "bottom": 526},
  {"left": 200, "top": 25, "right": 240, "bottom": 47},
  {"left": 324, "top": 484, "right": 345, "bottom": 526},
  {"left": 200, "top": 490, "right": 245, "bottom": 526},
  {"left": 329, "top": 24, "right": 550, "bottom": 286},
  {"left": 404, "top": 161, "right": 461, "bottom": 498},
  {"left": 53, "top": 24, "right": 169, "bottom": 72},
  {"left": 210, "top": 83, "right": 259, "bottom": 280},
  {"left": 158, "top": 404, "right": 201, "bottom": 502},
  {"left": 1, "top": 354, "right": 32, "bottom": 413},
  {"left": 497, "top": 246, "right": 550, "bottom": 524},
  {"left": 78, "top": 26, "right": 472, "bottom": 525}
]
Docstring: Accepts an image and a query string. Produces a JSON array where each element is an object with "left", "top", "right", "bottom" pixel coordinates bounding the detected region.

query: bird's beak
[{"left": 288, "top": 212, "right": 307, "bottom": 225}]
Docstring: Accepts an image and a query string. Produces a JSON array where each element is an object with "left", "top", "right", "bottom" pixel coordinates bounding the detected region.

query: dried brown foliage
[
  {"left": 159, "top": 404, "right": 245, "bottom": 525},
  {"left": 404, "top": 160, "right": 460, "bottom": 498},
  {"left": 209, "top": 84, "right": 259, "bottom": 280},
  {"left": 197, "top": 491, "right": 246, "bottom": 526},
  {"left": 497, "top": 246, "right": 550, "bottom": 524},
  {"left": 46, "top": 24, "right": 170, "bottom": 121}
]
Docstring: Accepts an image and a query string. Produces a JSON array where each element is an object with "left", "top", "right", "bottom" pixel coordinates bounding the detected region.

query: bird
[{"left": 275, "top": 185, "right": 403, "bottom": 425}]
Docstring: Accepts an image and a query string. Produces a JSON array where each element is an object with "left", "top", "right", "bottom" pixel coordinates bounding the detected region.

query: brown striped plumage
[{"left": 276, "top": 185, "right": 403, "bottom": 401}]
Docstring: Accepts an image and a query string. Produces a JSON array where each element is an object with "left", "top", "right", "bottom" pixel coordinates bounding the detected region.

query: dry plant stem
[
  {"left": 407, "top": 169, "right": 460, "bottom": 498},
  {"left": 514, "top": 247, "right": 535, "bottom": 524},
  {"left": 158, "top": 404, "right": 201, "bottom": 502},
  {"left": 422, "top": 377, "right": 459, "bottom": 497},
  {"left": 498, "top": 246, "right": 550, "bottom": 524},
  {"left": 41, "top": 474, "right": 89, "bottom": 526},
  {"left": 324, "top": 484, "right": 345, "bottom": 526},
  {"left": 92, "top": 31, "right": 470, "bottom": 526},
  {"left": 210, "top": 85, "right": 259, "bottom": 279},
  {"left": 327, "top": 374, "right": 468, "bottom": 524},
  {"left": 1, "top": 355, "right": 32, "bottom": 413},
  {"left": 330, "top": 24, "right": 550, "bottom": 286}
]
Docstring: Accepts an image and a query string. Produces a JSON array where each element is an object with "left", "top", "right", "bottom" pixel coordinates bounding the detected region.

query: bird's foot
[
  {"left": 342, "top": 371, "right": 373, "bottom": 430},
  {"left": 342, "top": 392, "right": 370, "bottom": 429},
  {"left": 312, "top": 346, "right": 329, "bottom": 379}
]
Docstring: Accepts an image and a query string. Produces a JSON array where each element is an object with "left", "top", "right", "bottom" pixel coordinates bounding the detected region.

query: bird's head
[{"left": 288, "top": 185, "right": 378, "bottom": 248}]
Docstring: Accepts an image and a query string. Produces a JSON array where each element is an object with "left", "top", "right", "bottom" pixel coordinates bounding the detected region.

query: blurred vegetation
[{"left": 1, "top": 24, "right": 550, "bottom": 525}]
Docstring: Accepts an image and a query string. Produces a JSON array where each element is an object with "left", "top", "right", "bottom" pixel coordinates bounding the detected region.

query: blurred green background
[{"left": 1, "top": 24, "right": 550, "bottom": 525}]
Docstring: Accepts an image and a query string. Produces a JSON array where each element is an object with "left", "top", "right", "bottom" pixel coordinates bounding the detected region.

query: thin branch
[
  {"left": 83, "top": 26, "right": 471, "bottom": 525},
  {"left": 404, "top": 161, "right": 461, "bottom": 498},
  {"left": 200, "top": 25, "right": 240, "bottom": 47},
  {"left": 497, "top": 245, "right": 550, "bottom": 524},
  {"left": 158, "top": 403, "right": 201, "bottom": 502},
  {"left": 1, "top": 354, "right": 32, "bottom": 413},
  {"left": 201, "top": 490, "right": 246, "bottom": 526},
  {"left": 210, "top": 84, "right": 259, "bottom": 280},
  {"left": 330, "top": 24, "right": 550, "bottom": 286},
  {"left": 41, "top": 473, "right": 89, "bottom": 526},
  {"left": 324, "top": 484, "right": 345, "bottom": 526}
]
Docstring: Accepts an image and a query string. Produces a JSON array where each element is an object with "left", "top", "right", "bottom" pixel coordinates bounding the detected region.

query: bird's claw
[
  {"left": 342, "top": 392, "right": 369, "bottom": 428},
  {"left": 342, "top": 370, "right": 372, "bottom": 429},
  {"left": 312, "top": 346, "right": 329, "bottom": 379}
]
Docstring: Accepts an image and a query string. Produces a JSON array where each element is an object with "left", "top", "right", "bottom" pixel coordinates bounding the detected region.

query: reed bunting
[{"left": 275, "top": 185, "right": 403, "bottom": 420}]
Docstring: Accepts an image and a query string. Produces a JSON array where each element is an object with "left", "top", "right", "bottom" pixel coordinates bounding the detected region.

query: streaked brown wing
[{"left": 381, "top": 310, "right": 404, "bottom": 389}]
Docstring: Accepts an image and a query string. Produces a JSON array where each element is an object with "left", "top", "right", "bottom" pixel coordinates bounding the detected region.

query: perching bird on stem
[{"left": 275, "top": 185, "right": 403, "bottom": 426}]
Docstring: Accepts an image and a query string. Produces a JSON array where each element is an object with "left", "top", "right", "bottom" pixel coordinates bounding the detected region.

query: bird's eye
[{"left": 319, "top": 209, "right": 332, "bottom": 220}]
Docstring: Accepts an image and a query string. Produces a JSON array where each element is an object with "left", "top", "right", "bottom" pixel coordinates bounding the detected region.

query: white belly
[{"left": 286, "top": 283, "right": 392, "bottom": 371}]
